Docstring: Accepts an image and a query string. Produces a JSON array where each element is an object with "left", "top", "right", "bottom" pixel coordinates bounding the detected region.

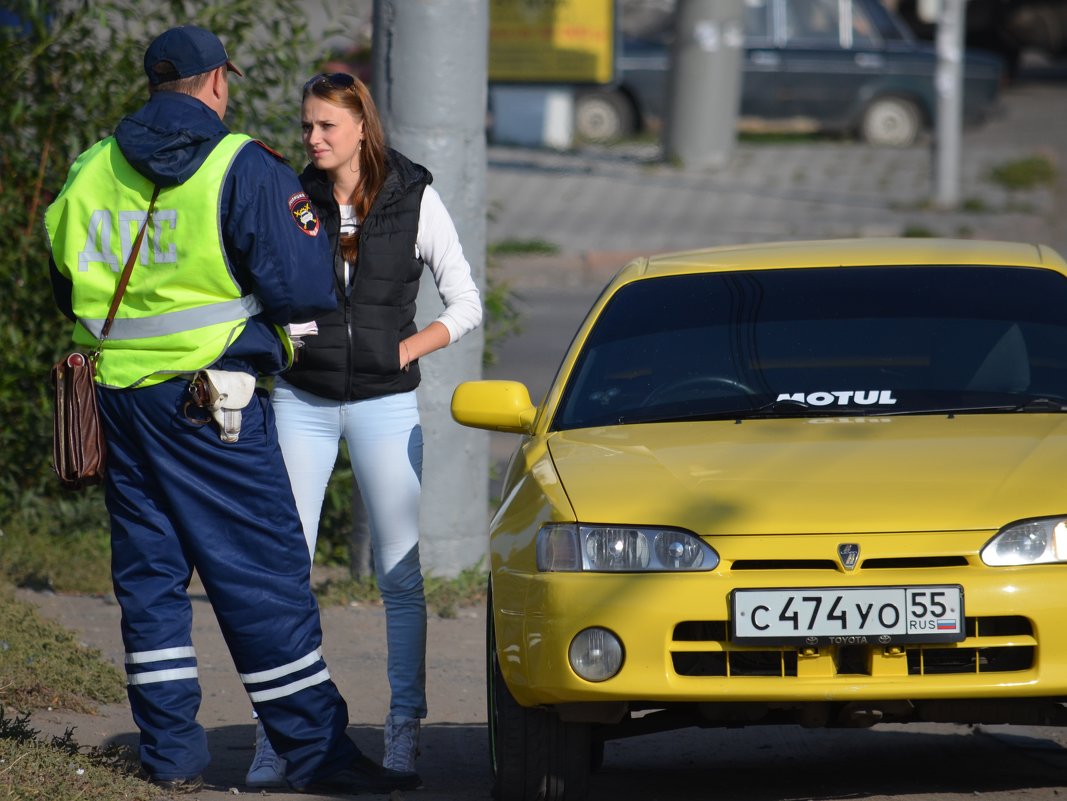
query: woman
[{"left": 245, "top": 71, "right": 482, "bottom": 788}]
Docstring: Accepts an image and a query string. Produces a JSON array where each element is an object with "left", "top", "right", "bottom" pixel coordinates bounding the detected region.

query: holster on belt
[{"left": 188, "top": 369, "right": 256, "bottom": 443}]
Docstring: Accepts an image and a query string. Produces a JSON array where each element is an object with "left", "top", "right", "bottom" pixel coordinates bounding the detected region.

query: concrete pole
[
  {"left": 664, "top": 0, "right": 745, "bottom": 170},
  {"left": 934, "top": 0, "right": 966, "bottom": 208},
  {"left": 372, "top": 0, "right": 489, "bottom": 577}
]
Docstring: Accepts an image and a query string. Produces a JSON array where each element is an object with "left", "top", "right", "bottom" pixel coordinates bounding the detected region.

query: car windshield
[{"left": 553, "top": 265, "right": 1067, "bottom": 430}]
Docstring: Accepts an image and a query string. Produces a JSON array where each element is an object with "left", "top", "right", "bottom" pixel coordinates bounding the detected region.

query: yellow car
[{"left": 452, "top": 238, "right": 1067, "bottom": 801}]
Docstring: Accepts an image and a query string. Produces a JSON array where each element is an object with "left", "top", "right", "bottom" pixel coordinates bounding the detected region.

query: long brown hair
[{"left": 303, "top": 73, "right": 387, "bottom": 263}]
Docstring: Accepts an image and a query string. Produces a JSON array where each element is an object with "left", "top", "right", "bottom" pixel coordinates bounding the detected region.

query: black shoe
[
  {"left": 293, "top": 754, "right": 422, "bottom": 794},
  {"left": 148, "top": 774, "right": 204, "bottom": 794}
]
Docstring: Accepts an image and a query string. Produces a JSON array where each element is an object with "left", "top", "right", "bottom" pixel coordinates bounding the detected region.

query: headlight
[
  {"left": 981, "top": 517, "right": 1067, "bottom": 566},
  {"left": 536, "top": 524, "right": 719, "bottom": 572},
  {"left": 569, "top": 627, "right": 623, "bottom": 681}
]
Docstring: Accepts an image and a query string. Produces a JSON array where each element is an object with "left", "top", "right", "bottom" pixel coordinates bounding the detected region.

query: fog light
[{"left": 569, "top": 627, "right": 623, "bottom": 681}]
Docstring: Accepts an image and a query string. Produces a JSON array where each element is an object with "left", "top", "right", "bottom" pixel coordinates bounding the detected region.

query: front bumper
[{"left": 495, "top": 542, "right": 1067, "bottom": 710}]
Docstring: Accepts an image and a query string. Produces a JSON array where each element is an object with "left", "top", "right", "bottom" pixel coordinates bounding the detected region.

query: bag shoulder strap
[{"left": 95, "top": 185, "right": 161, "bottom": 352}]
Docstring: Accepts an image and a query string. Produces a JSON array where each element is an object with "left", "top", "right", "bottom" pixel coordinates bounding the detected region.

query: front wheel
[
  {"left": 859, "top": 95, "right": 922, "bottom": 147},
  {"left": 487, "top": 586, "right": 591, "bottom": 801},
  {"left": 573, "top": 89, "right": 635, "bottom": 143}
]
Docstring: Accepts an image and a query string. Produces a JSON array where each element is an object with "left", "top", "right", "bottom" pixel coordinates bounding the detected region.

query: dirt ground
[{"left": 16, "top": 580, "right": 490, "bottom": 801}]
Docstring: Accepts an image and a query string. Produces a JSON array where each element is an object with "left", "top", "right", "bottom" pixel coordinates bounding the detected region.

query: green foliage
[
  {"left": 315, "top": 445, "right": 357, "bottom": 567},
  {"left": 2, "top": 1, "right": 512, "bottom": 581},
  {"left": 483, "top": 257, "right": 523, "bottom": 368},
  {"left": 988, "top": 153, "right": 1057, "bottom": 190},
  {"left": 0, "top": 1, "right": 320, "bottom": 536}
]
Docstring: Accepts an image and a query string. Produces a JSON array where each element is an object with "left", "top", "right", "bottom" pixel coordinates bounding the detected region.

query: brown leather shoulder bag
[{"left": 51, "top": 186, "right": 160, "bottom": 489}]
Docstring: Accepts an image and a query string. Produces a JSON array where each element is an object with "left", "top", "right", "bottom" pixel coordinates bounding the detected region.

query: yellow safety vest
[{"left": 45, "top": 134, "right": 291, "bottom": 388}]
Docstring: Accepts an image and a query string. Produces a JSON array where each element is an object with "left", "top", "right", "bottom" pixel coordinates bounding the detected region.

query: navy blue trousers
[{"left": 98, "top": 378, "right": 359, "bottom": 786}]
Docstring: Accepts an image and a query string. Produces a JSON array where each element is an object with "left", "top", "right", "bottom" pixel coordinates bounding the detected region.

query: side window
[
  {"left": 743, "top": 0, "right": 771, "bottom": 42},
  {"left": 784, "top": 0, "right": 841, "bottom": 46},
  {"left": 850, "top": 1, "right": 877, "bottom": 47}
]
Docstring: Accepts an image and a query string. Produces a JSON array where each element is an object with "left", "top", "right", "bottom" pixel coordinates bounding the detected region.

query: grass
[
  {"left": 902, "top": 224, "right": 937, "bottom": 238},
  {"left": 0, "top": 584, "right": 125, "bottom": 713},
  {"left": 0, "top": 519, "right": 487, "bottom": 618},
  {"left": 0, "top": 713, "right": 163, "bottom": 801},
  {"left": 960, "top": 197, "right": 989, "bottom": 213},
  {"left": 0, "top": 582, "right": 158, "bottom": 801},
  {"left": 0, "top": 523, "right": 113, "bottom": 596},
  {"left": 738, "top": 130, "right": 825, "bottom": 144},
  {"left": 315, "top": 560, "right": 488, "bottom": 619},
  {"left": 987, "top": 154, "right": 1057, "bottom": 190},
  {"left": 488, "top": 238, "right": 560, "bottom": 256}
]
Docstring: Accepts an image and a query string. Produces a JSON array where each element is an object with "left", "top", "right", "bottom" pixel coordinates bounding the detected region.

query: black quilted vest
[{"left": 286, "top": 149, "right": 431, "bottom": 401}]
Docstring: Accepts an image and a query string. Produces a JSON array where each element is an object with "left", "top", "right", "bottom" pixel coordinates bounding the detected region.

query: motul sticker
[
  {"left": 777, "top": 391, "right": 898, "bottom": 406},
  {"left": 288, "top": 192, "right": 319, "bottom": 237}
]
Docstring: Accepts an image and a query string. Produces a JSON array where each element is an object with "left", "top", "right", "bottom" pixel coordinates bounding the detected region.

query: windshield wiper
[
  {"left": 877, "top": 397, "right": 1067, "bottom": 416},
  {"left": 616, "top": 398, "right": 814, "bottom": 425},
  {"left": 1014, "top": 397, "right": 1067, "bottom": 412},
  {"left": 615, "top": 396, "right": 1067, "bottom": 426}
]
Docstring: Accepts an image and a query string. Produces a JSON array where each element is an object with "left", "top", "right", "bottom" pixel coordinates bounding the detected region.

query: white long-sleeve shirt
[{"left": 413, "top": 185, "right": 483, "bottom": 343}]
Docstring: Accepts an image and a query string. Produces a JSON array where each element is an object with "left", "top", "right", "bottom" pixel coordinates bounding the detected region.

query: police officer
[{"left": 45, "top": 25, "right": 417, "bottom": 795}]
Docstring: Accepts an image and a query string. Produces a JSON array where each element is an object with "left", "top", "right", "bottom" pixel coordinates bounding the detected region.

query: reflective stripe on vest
[
  {"left": 78, "top": 294, "right": 264, "bottom": 340},
  {"left": 45, "top": 134, "right": 262, "bottom": 388}
]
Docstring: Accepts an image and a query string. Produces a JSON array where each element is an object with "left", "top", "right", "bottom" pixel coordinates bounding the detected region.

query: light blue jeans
[{"left": 272, "top": 379, "right": 427, "bottom": 719}]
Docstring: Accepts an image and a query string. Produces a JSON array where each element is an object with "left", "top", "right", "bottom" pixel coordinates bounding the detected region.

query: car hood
[{"left": 546, "top": 415, "right": 1067, "bottom": 534}]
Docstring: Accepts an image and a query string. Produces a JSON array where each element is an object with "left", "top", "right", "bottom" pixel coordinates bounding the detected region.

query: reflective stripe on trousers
[{"left": 100, "top": 379, "right": 357, "bottom": 785}]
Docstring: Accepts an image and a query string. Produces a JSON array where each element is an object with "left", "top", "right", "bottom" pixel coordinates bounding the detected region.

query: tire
[
  {"left": 859, "top": 95, "right": 922, "bottom": 147},
  {"left": 573, "top": 89, "right": 635, "bottom": 143},
  {"left": 487, "top": 586, "right": 591, "bottom": 801},
  {"left": 590, "top": 737, "right": 605, "bottom": 773}
]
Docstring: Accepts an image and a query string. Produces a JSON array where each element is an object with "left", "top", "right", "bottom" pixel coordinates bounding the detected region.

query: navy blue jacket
[{"left": 49, "top": 91, "right": 337, "bottom": 376}]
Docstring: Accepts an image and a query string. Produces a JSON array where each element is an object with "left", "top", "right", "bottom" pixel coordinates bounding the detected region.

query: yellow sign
[{"left": 489, "top": 0, "right": 616, "bottom": 84}]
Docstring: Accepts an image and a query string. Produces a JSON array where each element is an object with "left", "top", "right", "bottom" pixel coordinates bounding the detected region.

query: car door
[
  {"left": 774, "top": 0, "right": 881, "bottom": 129},
  {"left": 740, "top": 0, "right": 784, "bottom": 119}
]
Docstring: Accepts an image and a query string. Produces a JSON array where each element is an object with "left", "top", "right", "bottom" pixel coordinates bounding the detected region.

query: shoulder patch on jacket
[
  {"left": 288, "top": 192, "right": 320, "bottom": 237},
  {"left": 253, "top": 139, "right": 287, "bottom": 162}
]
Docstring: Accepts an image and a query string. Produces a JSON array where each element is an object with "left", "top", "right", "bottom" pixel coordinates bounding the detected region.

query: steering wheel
[{"left": 644, "top": 375, "right": 757, "bottom": 405}]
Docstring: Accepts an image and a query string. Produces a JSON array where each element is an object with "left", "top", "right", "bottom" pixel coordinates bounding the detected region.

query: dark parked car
[{"left": 575, "top": 0, "right": 1005, "bottom": 147}]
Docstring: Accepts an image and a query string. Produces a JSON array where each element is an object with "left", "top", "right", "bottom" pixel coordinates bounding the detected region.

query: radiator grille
[{"left": 670, "top": 616, "right": 1034, "bottom": 677}]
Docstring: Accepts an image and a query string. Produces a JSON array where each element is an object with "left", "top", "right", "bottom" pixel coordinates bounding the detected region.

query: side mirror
[{"left": 451, "top": 380, "right": 537, "bottom": 434}]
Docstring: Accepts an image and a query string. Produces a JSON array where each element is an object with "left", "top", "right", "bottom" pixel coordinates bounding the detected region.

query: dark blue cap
[{"left": 144, "top": 25, "right": 243, "bottom": 86}]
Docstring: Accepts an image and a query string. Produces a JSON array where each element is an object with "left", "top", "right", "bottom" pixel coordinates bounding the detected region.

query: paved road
[{"left": 487, "top": 68, "right": 1067, "bottom": 259}]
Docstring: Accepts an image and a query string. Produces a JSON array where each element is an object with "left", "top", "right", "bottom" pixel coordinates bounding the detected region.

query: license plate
[{"left": 731, "top": 585, "right": 965, "bottom": 645}]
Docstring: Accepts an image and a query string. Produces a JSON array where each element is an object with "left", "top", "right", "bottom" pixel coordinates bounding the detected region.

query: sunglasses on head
[{"left": 303, "top": 72, "right": 356, "bottom": 93}]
